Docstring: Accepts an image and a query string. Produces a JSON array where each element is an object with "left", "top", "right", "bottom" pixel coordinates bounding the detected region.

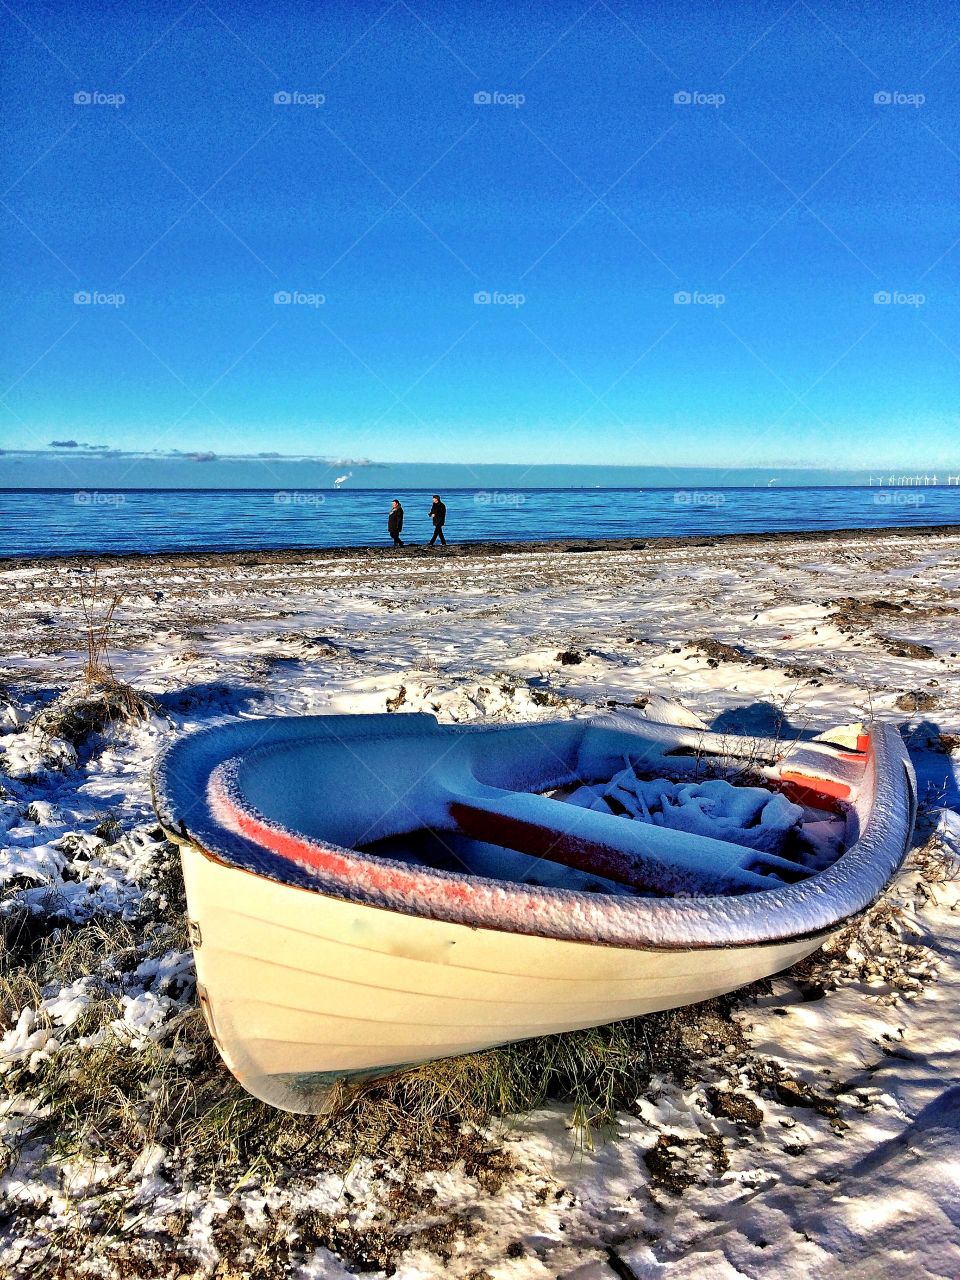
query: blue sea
[{"left": 1, "top": 487, "right": 959, "bottom": 558}]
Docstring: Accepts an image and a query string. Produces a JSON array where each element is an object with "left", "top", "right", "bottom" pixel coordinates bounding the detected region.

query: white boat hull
[{"left": 182, "top": 840, "right": 825, "bottom": 1113}]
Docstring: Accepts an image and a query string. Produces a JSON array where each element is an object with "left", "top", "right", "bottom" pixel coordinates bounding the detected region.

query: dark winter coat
[
  {"left": 429, "top": 500, "right": 446, "bottom": 527},
  {"left": 388, "top": 505, "right": 404, "bottom": 535}
]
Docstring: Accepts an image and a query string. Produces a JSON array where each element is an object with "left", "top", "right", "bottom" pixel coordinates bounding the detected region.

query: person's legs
[
  {"left": 429, "top": 527, "right": 440, "bottom": 545},
  {"left": 437, "top": 526, "right": 446, "bottom": 545}
]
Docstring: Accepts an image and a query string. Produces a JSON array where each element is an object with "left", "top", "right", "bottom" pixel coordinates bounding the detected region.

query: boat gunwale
[
  {"left": 152, "top": 712, "right": 916, "bottom": 953},
  {"left": 164, "top": 821, "right": 842, "bottom": 954}
]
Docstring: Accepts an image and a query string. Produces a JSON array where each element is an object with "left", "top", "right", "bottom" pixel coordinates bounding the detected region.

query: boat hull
[
  {"left": 181, "top": 840, "right": 829, "bottom": 1114},
  {"left": 154, "top": 711, "right": 916, "bottom": 1113}
]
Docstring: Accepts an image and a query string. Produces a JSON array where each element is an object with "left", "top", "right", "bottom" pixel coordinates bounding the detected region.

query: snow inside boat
[{"left": 152, "top": 711, "right": 917, "bottom": 1113}]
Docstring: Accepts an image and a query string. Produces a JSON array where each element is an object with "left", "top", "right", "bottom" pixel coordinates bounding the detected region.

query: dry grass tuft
[
  {"left": 913, "top": 829, "right": 960, "bottom": 886},
  {"left": 28, "top": 568, "right": 159, "bottom": 748},
  {"left": 33, "top": 680, "right": 158, "bottom": 746},
  {"left": 78, "top": 567, "right": 120, "bottom": 685}
]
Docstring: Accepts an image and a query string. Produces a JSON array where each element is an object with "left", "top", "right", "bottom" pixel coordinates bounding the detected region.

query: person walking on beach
[
  {"left": 387, "top": 499, "right": 404, "bottom": 547},
  {"left": 428, "top": 494, "right": 447, "bottom": 546}
]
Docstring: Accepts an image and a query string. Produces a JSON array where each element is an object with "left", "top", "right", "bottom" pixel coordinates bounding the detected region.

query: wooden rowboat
[{"left": 152, "top": 710, "right": 916, "bottom": 1113}]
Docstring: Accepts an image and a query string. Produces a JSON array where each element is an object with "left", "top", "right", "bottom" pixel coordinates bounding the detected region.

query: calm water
[{"left": 1, "top": 487, "right": 959, "bottom": 558}]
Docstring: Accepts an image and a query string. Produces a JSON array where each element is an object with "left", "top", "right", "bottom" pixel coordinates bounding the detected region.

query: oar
[{"left": 444, "top": 778, "right": 807, "bottom": 896}]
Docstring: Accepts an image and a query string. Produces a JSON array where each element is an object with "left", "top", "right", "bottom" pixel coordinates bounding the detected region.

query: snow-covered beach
[{"left": 2, "top": 526, "right": 959, "bottom": 1278}]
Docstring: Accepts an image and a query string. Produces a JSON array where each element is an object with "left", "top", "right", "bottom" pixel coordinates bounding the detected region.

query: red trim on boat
[
  {"left": 209, "top": 770, "right": 558, "bottom": 920},
  {"left": 777, "top": 771, "right": 852, "bottom": 815}
]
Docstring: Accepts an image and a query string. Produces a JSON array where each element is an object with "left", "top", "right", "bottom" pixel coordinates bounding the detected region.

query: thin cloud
[{"left": 5, "top": 447, "right": 388, "bottom": 468}]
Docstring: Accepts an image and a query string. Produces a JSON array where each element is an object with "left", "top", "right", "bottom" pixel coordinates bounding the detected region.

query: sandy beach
[{"left": 2, "top": 525, "right": 959, "bottom": 1278}]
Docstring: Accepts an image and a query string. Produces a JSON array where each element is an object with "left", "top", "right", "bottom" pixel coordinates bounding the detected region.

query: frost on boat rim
[{"left": 153, "top": 709, "right": 917, "bottom": 951}]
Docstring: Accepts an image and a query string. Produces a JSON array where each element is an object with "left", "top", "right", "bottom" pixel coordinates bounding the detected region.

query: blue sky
[{"left": 1, "top": 0, "right": 957, "bottom": 487}]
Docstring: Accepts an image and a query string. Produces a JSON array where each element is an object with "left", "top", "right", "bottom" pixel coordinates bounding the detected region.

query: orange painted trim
[{"left": 780, "top": 771, "right": 852, "bottom": 801}]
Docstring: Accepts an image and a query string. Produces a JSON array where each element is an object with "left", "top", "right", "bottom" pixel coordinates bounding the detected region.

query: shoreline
[{"left": 2, "top": 520, "right": 959, "bottom": 571}]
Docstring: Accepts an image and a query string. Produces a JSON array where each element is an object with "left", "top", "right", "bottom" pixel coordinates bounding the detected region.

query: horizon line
[{"left": 5, "top": 481, "right": 960, "bottom": 493}]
